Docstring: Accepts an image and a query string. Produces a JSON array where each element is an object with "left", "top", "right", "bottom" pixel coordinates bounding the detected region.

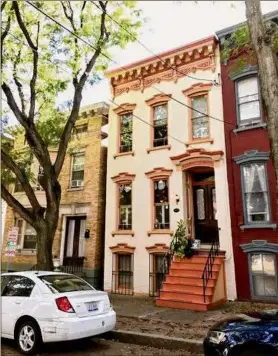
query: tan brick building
[{"left": 1, "top": 102, "right": 108, "bottom": 287}]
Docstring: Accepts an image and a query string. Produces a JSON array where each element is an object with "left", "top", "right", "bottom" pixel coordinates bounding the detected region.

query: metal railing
[
  {"left": 149, "top": 253, "right": 171, "bottom": 297},
  {"left": 202, "top": 239, "right": 219, "bottom": 302},
  {"left": 111, "top": 271, "right": 133, "bottom": 295}
]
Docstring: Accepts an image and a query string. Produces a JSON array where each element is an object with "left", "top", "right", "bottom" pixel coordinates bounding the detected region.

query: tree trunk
[
  {"left": 36, "top": 224, "right": 54, "bottom": 270},
  {"left": 245, "top": 0, "right": 278, "bottom": 221}
]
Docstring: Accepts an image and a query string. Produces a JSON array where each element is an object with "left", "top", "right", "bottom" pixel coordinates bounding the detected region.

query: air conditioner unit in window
[{"left": 71, "top": 180, "right": 83, "bottom": 188}]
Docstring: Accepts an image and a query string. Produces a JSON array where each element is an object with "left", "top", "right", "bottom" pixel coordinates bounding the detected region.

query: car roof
[{"left": 1, "top": 271, "right": 71, "bottom": 278}]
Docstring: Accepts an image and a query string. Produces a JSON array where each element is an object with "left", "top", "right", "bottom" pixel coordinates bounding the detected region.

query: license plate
[{"left": 87, "top": 302, "right": 98, "bottom": 312}]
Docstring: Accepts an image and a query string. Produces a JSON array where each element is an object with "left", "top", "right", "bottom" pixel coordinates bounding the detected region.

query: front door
[
  {"left": 193, "top": 180, "right": 218, "bottom": 244},
  {"left": 63, "top": 216, "right": 86, "bottom": 266}
]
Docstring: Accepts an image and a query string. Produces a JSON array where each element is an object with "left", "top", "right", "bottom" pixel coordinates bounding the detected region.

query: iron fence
[{"left": 149, "top": 253, "right": 171, "bottom": 297}]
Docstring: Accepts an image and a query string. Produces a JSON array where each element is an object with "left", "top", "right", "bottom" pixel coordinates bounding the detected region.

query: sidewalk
[{"left": 110, "top": 294, "right": 278, "bottom": 341}]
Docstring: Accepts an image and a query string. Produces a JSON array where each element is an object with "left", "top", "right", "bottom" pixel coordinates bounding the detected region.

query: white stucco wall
[{"left": 104, "top": 46, "right": 237, "bottom": 300}]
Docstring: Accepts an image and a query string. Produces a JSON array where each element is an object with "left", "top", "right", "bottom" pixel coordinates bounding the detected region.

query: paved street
[{"left": 1, "top": 338, "right": 202, "bottom": 356}]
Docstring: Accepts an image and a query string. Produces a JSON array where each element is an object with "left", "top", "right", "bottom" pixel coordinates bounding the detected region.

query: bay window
[
  {"left": 236, "top": 76, "right": 261, "bottom": 126},
  {"left": 191, "top": 95, "right": 209, "bottom": 139},
  {"left": 118, "top": 183, "right": 132, "bottom": 230},
  {"left": 119, "top": 113, "right": 133, "bottom": 153},
  {"left": 242, "top": 162, "right": 270, "bottom": 224},
  {"left": 154, "top": 179, "right": 170, "bottom": 229},
  {"left": 153, "top": 104, "right": 168, "bottom": 147}
]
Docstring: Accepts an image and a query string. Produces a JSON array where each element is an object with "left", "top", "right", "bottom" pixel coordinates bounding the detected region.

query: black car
[{"left": 203, "top": 310, "right": 278, "bottom": 356}]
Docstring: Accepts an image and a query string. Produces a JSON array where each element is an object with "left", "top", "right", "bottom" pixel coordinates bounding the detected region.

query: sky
[{"left": 80, "top": 0, "right": 278, "bottom": 107}]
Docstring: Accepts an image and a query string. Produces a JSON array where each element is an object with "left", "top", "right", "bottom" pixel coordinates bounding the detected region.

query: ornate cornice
[
  {"left": 171, "top": 148, "right": 223, "bottom": 170},
  {"left": 110, "top": 243, "right": 135, "bottom": 254},
  {"left": 113, "top": 103, "right": 136, "bottom": 115},
  {"left": 145, "top": 167, "right": 173, "bottom": 179},
  {"left": 145, "top": 93, "right": 172, "bottom": 107},
  {"left": 182, "top": 83, "right": 213, "bottom": 97},
  {"left": 111, "top": 172, "right": 136, "bottom": 184},
  {"left": 233, "top": 150, "right": 270, "bottom": 165},
  {"left": 240, "top": 240, "right": 278, "bottom": 253},
  {"left": 107, "top": 36, "right": 217, "bottom": 97}
]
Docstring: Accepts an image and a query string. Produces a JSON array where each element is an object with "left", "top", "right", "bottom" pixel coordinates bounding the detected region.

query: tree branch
[
  {"left": 54, "top": 1, "right": 109, "bottom": 177},
  {"left": 1, "top": 149, "right": 42, "bottom": 212},
  {"left": 12, "top": 2, "right": 37, "bottom": 50},
  {"left": 12, "top": 50, "right": 26, "bottom": 116},
  {"left": 1, "top": 1, "right": 8, "bottom": 11},
  {"left": 1, "top": 184, "right": 37, "bottom": 227},
  {"left": 29, "top": 21, "right": 40, "bottom": 120},
  {"left": 1, "top": 15, "right": 11, "bottom": 64},
  {"left": 80, "top": 1, "right": 87, "bottom": 28}
]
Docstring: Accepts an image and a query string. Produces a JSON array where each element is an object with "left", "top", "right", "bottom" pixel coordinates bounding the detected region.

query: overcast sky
[{"left": 81, "top": 0, "right": 278, "bottom": 107}]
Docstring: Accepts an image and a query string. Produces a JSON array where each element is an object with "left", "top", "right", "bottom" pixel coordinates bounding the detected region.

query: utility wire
[
  {"left": 91, "top": 0, "right": 216, "bottom": 84},
  {"left": 26, "top": 1, "right": 233, "bottom": 128}
]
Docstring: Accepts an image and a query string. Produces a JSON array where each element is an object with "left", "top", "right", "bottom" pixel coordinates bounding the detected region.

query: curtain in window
[
  {"left": 78, "top": 219, "right": 86, "bottom": 257},
  {"left": 251, "top": 253, "right": 277, "bottom": 297},
  {"left": 119, "top": 184, "right": 132, "bottom": 230},
  {"left": 243, "top": 163, "right": 269, "bottom": 223},
  {"left": 66, "top": 219, "right": 75, "bottom": 257}
]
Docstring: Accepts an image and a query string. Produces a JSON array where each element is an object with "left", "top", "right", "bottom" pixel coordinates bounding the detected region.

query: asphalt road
[{"left": 1, "top": 338, "right": 202, "bottom": 356}]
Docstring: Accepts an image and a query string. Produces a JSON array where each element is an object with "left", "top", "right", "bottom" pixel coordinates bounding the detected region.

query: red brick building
[{"left": 217, "top": 11, "right": 278, "bottom": 302}]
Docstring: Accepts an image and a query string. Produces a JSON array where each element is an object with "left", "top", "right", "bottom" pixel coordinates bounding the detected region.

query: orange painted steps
[
  {"left": 170, "top": 261, "right": 221, "bottom": 272},
  {"left": 156, "top": 298, "right": 211, "bottom": 311},
  {"left": 160, "top": 290, "right": 212, "bottom": 303},
  {"left": 170, "top": 269, "right": 218, "bottom": 279},
  {"left": 164, "top": 275, "right": 216, "bottom": 286},
  {"left": 162, "top": 282, "right": 214, "bottom": 295}
]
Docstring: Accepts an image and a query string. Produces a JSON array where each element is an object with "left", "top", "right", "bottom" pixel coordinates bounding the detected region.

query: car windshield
[{"left": 38, "top": 274, "right": 94, "bottom": 293}]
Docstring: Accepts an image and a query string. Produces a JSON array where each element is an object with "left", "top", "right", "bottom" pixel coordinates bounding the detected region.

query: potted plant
[
  {"left": 52, "top": 255, "right": 60, "bottom": 271},
  {"left": 170, "top": 219, "right": 194, "bottom": 259}
]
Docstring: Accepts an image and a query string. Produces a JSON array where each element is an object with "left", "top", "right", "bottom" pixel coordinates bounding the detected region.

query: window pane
[
  {"left": 243, "top": 164, "right": 269, "bottom": 223},
  {"left": 196, "top": 189, "right": 205, "bottom": 220},
  {"left": 155, "top": 205, "right": 170, "bottom": 229},
  {"left": 39, "top": 275, "right": 93, "bottom": 293},
  {"left": 154, "top": 180, "right": 168, "bottom": 203},
  {"left": 2, "top": 276, "right": 35, "bottom": 297},
  {"left": 118, "top": 255, "right": 132, "bottom": 288},
  {"left": 120, "top": 113, "right": 132, "bottom": 152},
  {"left": 192, "top": 96, "right": 207, "bottom": 118},
  {"left": 154, "top": 125, "right": 168, "bottom": 147},
  {"left": 23, "top": 223, "right": 36, "bottom": 249},
  {"left": 73, "top": 155, "right": 85, "bottom": 169},
  {"left": 154, "top": 105, "right": 167, "bottom": 124},
  {"left": 251, "top": 253, "right": 277, "bottom": 298},
  {"left": 238, "top": 77, "right": 260, "bottom": 122},
  {"left": 72, "top": 170, "right": 84, "bottom": 181},
  {"left": 119, "top": 184, "right": 132, "bottom": 229}
]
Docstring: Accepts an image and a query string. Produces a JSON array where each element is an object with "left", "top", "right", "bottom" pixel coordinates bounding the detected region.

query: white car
[{"left": 1, "top": 271, "right": 116, "bottom": 355}]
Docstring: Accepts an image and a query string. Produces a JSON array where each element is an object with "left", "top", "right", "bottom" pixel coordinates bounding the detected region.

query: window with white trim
[
  {"left": 154, "top": 179, "right": 170, "bottom": 229},
  {"left": 236, "top": 76, "right": 261, "bottom": 126},
  {"left": 15, "top": 217, "right": 37, "bottom": 250},
  {"left": 242, "top": 162, "right": 270, "bottom": 224},
  {"left": 71, "top": 154, "right": 85, "bottom": 188},
  {"left": 118, "top": 183, "right": 132, "bottom": 230},
  {"left": 249, "top": 252, "right": 278, "bottom": 299}
]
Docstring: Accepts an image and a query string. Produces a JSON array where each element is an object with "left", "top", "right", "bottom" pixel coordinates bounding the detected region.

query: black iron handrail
[{"left": 202, "top": 239, "right": 219, "bottom": 302}]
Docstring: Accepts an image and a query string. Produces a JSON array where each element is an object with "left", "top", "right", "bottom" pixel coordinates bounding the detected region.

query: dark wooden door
[
  {"left": 193, "top": 184, "right": 218, "bottom": 244},
  {"left": 63, "top": 216, "right": 86, "bottom": 266}
]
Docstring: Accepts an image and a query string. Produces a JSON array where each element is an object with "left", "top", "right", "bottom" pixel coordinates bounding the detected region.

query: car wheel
[{"left": 16, "top": 320, "right": 41, "bottom": 355}]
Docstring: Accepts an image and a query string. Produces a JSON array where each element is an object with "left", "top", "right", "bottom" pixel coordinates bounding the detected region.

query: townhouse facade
[
  {"left": 1, "top": 103, "right": 108, "bottom": 287},
  {"left": 217, "top": 11, "right": 278, "bottom": 302},
  {"left": 104, "top": 35, "right": 237, "bottom": 308}
]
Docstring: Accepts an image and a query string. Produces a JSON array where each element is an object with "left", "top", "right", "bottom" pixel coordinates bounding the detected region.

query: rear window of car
[{"left": 38, "top": 274, "right": 94, "bottom": 293}]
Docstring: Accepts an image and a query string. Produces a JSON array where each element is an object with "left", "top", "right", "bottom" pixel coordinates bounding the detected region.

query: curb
[{"left": 100, "top": 329, "right": 203, "bottom": 353}]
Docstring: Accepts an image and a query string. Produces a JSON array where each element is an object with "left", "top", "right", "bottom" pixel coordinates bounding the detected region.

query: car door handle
[{"left": 15, "top": 300, "right": 21, "bottom": 304}]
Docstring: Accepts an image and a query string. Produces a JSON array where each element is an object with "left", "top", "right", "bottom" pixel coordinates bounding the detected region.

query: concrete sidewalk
[{"left": 110, "top": 295, "right": 278, "bottom": 341}]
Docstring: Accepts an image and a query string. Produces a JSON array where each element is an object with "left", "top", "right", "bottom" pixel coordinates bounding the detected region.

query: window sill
[
  {"left": 240, "top": 223, "right": 277, "bottom": 231},
  {"left": 233, "top": 122, "right": 267, "bottom": 134},
  {"left": 17, "top": 249, "right": 36, "bottom": 255},
  {"left": 147, "top": 145, "right": 171, "bottom": 153},
  {"left": 148, "top": 229, "right": 173, "bottom": 236},
  {"left": 114, "top": 151, "right": 135, "bottom": 159},
  {"left": 112, "top": 230, "right": 135, "bottom": 236},
  {"left": 185, "top": 138, "right": 213, "bottom": 147},
  {"left": 67, "top": 187, "right": 84, "bottom": 192}
]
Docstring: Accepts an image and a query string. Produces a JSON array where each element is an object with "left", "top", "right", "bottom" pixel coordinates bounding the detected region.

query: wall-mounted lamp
[{"left": 84, "top": 229, "right": 90, "bottom": 239}]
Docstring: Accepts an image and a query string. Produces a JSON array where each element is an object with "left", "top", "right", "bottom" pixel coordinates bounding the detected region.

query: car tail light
[{"left": 55, "top": 297, "right": 75, "bottom": 313}]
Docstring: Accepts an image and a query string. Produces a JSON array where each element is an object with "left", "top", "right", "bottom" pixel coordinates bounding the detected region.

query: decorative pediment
[
  {"left": 111, "top": 172, "right": 135, "bottom": 184},
  {"left": 110, "top": 243, "right": 135, "bottom": 254},
  {"left": 240, "top": 240, "right": 278, "bottom": 253},
  {"left": 145, "top": 167, "right": 173, "bottom": 179},
  {"left": 145, "top": 94, "right": 172, "bottom": 107},
  {"left": 107, "top": 36, "right": 217, "bottom": 97},
  {"left": 171, "top": 148, "right": 223, "bottom": 170},
  {"left": 182, "top": 83, "right": 213, "bottom": 97},
  {"left": 113, "top": 103, "right": 136, "bottom": 115},
  {"left": 146, "top": 243, "right": 169, "bottom": 254}
]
